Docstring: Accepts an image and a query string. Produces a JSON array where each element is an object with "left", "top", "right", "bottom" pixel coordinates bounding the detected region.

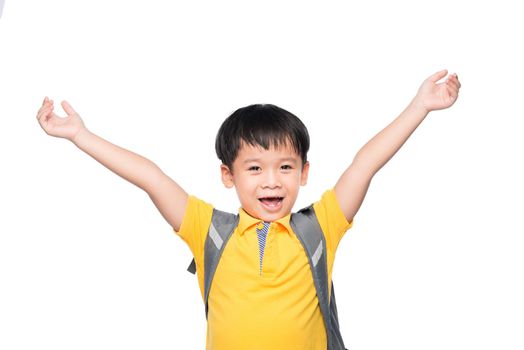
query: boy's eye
[
  {"left": 281, "top": 165, "right": 293, "bottom": 170},
  {"left": 248, "top": 166, "right": 261, "bottom": 171}
]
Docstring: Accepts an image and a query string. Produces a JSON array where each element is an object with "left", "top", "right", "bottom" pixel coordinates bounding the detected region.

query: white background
[{"left": 1, "top": 1, "right": 523, "bottom": 349}]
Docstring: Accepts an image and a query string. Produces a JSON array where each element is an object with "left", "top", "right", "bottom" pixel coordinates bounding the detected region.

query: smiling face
[{"left": 221, "top": 141, "right": 310, "bottom": 222}]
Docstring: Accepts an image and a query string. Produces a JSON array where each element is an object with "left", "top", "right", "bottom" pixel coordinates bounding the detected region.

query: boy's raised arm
[
  {"left": 36, "top": 97, "right": 188, "bottom": 231},
  {"left": 334, "top": 70, "right": 461, "bottom": 223}
]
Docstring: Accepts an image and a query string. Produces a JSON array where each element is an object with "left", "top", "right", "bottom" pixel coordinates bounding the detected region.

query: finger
[
  {"left": 446, "top": 85, "right": 459, "bottom": 99},
  {"left": 446, "top": 78, "right": 459, "bottom": 91},
  {"left": 37, "top": 103, "right": 50, "bottom": 115},
  {"left": 446, "top": 77, "right": 460, "bottom": 91},
  {"left": 36, "top": 104, "right": 48, "bottom": 118},
  {"left": 428, "top": 69, "right": 448, "bottom": 83},
  {"left": 61, "top": 100, "right": 77, "bottom": 116},
  {"left": 37, "top": 105, "right": 51, "bottom": 121},
  {"left": 454, "top": 75, "right": 461, "bottom": 89},
  {"left": 36, "top": 105, "right": 45, "bottom": 118},
  {"left": 41, "top": 97, "right": 52, "bottom": 111},
  {"left": 449, "top": 73, "right": 461, "bottom": 88},
  {"left": 41, "top": 98, "right": 49, "bottom": 110},
  {"left": 453, "top": 78, "right": 461, "bottom": 91},
  {"left": 39, "top": 105, "right": 53, "bottom": 119}
]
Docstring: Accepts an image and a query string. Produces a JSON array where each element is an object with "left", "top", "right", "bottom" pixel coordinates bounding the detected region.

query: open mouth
[{"left": 258, "top": 196, "right": 284, "bottom": 208}]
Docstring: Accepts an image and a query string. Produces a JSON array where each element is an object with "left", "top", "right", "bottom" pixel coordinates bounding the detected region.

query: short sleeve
[
  {"left": 313, "top": 189, "right": 354, "bottom": 253},
  {"left": 173, "top": 195, "right": 214, "bottom": 270}
]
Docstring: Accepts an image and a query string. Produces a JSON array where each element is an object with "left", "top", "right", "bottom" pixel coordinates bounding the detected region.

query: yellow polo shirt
[{"left": 174, "top": 189, "right": 353, "bottom": 350}]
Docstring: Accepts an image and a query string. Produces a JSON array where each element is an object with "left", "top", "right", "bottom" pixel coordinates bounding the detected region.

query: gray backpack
[{"left": 187, "top": 205, "right": 348, "bottom": 350}]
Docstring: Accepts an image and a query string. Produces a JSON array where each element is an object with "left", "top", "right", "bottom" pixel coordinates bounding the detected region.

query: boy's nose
[{"left": 261, "top": 171, "right": 281, "bottom": 188}]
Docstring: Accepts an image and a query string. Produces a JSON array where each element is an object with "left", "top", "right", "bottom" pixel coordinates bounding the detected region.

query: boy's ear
[
  {"left": 300, "top": 161, "right": 310, "bottom": 186},
  {"left": 220, "top": 164, "right": 235, "bottom": 188}
]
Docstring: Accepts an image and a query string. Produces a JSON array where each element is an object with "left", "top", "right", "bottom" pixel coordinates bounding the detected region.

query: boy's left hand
[{"left": 415, "top": 69, "right": 461, "bottom": 113}]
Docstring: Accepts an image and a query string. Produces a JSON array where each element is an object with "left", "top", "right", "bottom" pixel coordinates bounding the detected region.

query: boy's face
[{"left": 221, "top": 141, "right": 309, "bottom": 222}]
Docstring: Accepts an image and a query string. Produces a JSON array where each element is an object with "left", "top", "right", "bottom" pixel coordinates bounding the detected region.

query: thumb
[
  {"left": 427, "top": 69, "right": 448, "bottom": 83},
  {"left": 61, "top": 100, "right": 78, "bottom": 116}
]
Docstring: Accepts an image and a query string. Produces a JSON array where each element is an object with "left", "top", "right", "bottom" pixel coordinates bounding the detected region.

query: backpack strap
[
  {"left": 186, "top": 208, "right": 239, "bottom": 319},
  {"left": 291, "top": 205, "right": 348, "bottom": 350}
]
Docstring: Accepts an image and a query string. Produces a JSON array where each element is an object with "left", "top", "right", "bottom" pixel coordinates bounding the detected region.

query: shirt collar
[{"left": 237, "top": 207, "right": 293, "bottom": 236}]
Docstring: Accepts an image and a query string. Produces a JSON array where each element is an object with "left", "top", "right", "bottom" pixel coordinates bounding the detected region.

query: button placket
[{"left": 256, "top": 222, "right": 270, "bottom": 276}]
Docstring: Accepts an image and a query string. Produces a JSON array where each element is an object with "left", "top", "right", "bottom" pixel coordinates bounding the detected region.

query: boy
[{"left": 36, "top": 69, "right": 461, "bottom": 349}]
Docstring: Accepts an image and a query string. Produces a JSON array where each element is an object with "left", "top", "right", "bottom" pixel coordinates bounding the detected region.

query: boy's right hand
[{"left": 36, "top": 97, "right": 86, "bottom": 142}]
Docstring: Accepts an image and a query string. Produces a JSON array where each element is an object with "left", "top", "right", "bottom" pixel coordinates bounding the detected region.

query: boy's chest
[
  {"left": 213, "top": 227, "right": 313, "bottom": 287},
  {"left": 207, "top": 227, "right": 322, "bottom": 332}
]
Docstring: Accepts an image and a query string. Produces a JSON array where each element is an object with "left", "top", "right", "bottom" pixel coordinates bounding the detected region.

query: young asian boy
[{"left": 36, "top": 69, "right": 461, "bottom": 350}]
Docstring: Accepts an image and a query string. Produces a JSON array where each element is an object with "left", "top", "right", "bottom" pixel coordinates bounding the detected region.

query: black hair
[{"left": 215, "top": 104, "right": 310, "bottom": 170}]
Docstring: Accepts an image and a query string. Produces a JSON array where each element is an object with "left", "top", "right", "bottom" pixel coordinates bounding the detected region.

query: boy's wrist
[
  {"left": 71, "top": 127, "right": 90, "bottom": 146},
  {"left": 410, "top": 95, "right": 430, "bottom": 116}
]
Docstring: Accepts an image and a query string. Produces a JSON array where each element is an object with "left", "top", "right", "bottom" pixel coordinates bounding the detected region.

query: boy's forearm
[
  {"left": 72, "top": 128, "right": 162, "bottom": 193},
  {"left": 353, "top": 98, "right": 428, "bottom": 176}
]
